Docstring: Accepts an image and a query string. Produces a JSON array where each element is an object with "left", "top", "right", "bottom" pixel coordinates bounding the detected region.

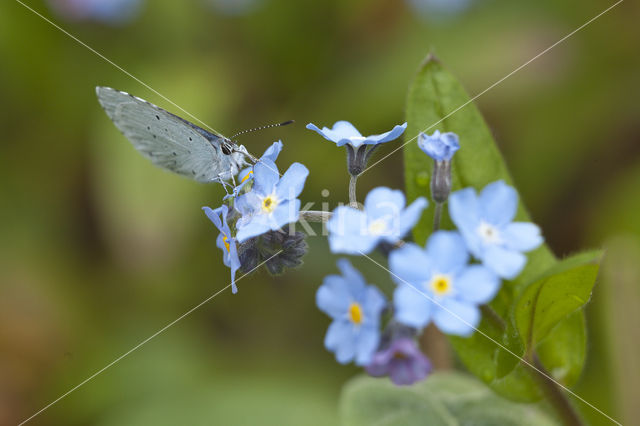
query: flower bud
[
  {"left": 431, "top": 160, "right": 452, "bottom": 203},
  {"left": 238, "top": 230, "right": 308, "bottom": 275},
  {"left": 418, "top": 130, "right": 459, "bottom": 204}
]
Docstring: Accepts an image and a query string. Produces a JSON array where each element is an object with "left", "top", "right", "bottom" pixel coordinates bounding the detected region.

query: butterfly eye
[{"left": 221, "top": 142, "right": 232, "bottom": 155}]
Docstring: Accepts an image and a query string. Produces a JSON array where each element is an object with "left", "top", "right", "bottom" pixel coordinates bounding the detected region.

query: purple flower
[
  {"left": 366, "top": 338, "right": 432, "bottom": 386},
  {"left": 203, "top": 205, "right": 241, "bottom": 294},
  {"left": 328, "top": 187, "right": 428, "bottom": 254}
]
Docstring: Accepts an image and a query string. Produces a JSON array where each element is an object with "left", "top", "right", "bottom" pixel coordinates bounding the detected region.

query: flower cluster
[
  {"left": 200, "top": 121, "right": 543, "bottom": 388},
  {"left": 203, "top": 141, "right": 309, "bottom": 293},
  {"left": 308, "top": 125, "right": 543, "bottom": 386}
]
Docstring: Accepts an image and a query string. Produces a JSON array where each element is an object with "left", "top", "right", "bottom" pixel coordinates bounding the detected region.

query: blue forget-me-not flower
[
  {"left": 449, "top": 180, "right": 543, "bottom": 279},
  {"left": 306, "top": 121, "right": 407, "bottom": 148},
  {"left": 389, "top": 231, "right": 500, "bottom": 336},
  {"left": 203, "top": 205, "right": 242, "bottom": 294},
  {"left": 306, "top": 121, "right": 407, "bottom": 176},
  {"left": 419, "top": 130, "right": 460, "bottom": 203},
  {"left": 316, "top": 259, "right": 386, "bottom": 365},
  {"left": 235, "top": 159, "right": 309, "bottom": 242},
  {"left": 418, "top": 130, "right": 460, "bottom": 161},
  {"left": 225, "top": 141, "right": 283, "bottom": 200},
  {"left": 328, "top": 187, "right": 427, "bottom": 254}
]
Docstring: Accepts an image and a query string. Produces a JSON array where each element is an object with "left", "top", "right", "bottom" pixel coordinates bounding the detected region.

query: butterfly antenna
[{"left": 230, "top": 120, "right": 294, "bottom": 141}]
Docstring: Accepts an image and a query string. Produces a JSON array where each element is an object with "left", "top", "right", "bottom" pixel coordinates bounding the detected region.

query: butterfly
[{"left": 96, "top": 86, "right": 262, "bottom": 185}]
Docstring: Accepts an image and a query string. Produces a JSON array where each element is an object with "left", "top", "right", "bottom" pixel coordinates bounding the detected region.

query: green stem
[
  {"left": 480, "top": 304, "right": 506, "bottom": 331},
  {"left": 349, "top": 174, "right": 358, "bottom": 208},
  {"left": 433, "top": 202, "right": 443, "bottom": 231},
  {"left": 299, "top": 210, "right": 332, "bottom": 223},
  {"left": 532, "top": 353, "right": 584, "bottom": 426}
]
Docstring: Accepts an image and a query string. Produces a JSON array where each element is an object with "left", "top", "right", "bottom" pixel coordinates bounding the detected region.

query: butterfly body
[{"left": 96, "top": 86, "right": 249, "bottom": 183}]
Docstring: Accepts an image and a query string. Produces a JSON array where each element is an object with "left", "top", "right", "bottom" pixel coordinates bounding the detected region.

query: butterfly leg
[{"left": 214, "top": 173, "right": 233, "bottom": 195}]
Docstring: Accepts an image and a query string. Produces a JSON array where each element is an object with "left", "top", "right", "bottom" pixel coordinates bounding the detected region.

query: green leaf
[
  {"left": 403, "top": 53, "right": 557, "bottom": 272},
  {"left": 515, "top": 250, "right": 602, "bottom": 356},
  {"left": 536, "top": 310, "right": 586, "bottom": 387},
  {"left": 403, "top": 54, "right": 596, "bottom": 402},
  {"left": 339, "top": 372, "right": 558, "bottom": 426}
]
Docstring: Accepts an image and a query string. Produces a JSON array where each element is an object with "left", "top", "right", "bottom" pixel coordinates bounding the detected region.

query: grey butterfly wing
[{"left": 96, "top": 86, "right": 237, "bottom": 183}]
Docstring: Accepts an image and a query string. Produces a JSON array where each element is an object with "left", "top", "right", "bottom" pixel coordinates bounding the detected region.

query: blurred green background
[{"left": 1, "top": 0, "right": 638, "bottom": 425}]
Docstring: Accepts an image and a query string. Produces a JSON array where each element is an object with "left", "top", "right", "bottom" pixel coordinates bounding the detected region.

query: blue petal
[
  {"left": 396, "top": 197, "right": 428, "bottom": 238},
  {"left": 262, "top": 140, "right": 283, "bottom": 163},
  {"left": 275, "top": 162, "right": 309, "bottom": 200},
  {"left": 479, "top": 180, "right": 518, "bottom": 226},
  {"left": 329, "top": 121, "right": 363, "bottom": 139},
  {"left": 417, "top": 131, "right": 459, "bottom": 161},
  {"left": 393, "top": 285, "right": 432, "bottom": 328},
  {"left": 364, "top": 187, "right": 405, "bottom": 221},
  {"left": 363, "top": 285, "right": 387, "bottom": 322},
  {"left": 454, "top": 265, "right": 500, "bottom": 304},
  {"left": 316, "top": 275, "right": 352, "bottom": 318},
  {"left": 252, "top": 159, "right": 280, "bottom": 196},
  {"left": 216, "top": 233, "right": 227, "bottom": 258},
  {"left": 235, "top": 213, "right": 272, "bottom": 242},
  {"left": 449, "top": 187, "right": 482, "bottom": 256},
  {"left": 502, "top": 222, "right": 543, "bottom": 252},
  {"left": 432, "top": 298, "right": 479, "bottom": 336},
  {"left": 324, "top": 321, "right": 357, "bottom": 364},
  {"left": 228, "top": 239, "right": 240, "bottom": 294},
  {"left": 354, "top": 327, "right": 380, "bottom": 366},
  {"left": 271, "top": 199, "right": 301, "bottom": 230},
  {"left": 483, "top": 245, "right": 527, "bottom": 279},
  {"left": 237, "top": 167, "right": 253, "bottom": 183},
  {"left": 202, "top": 206, "right": 223, "bottom": 232},
  {"left": 306, "top": 121, "right": 361, "bottom": 145},
  {"left": 327, "top": 206, "right": 366, "bottom": 235},
  {"left": 389, "top": 243, "right": 433, "bottom": 286},
  {"left": 328, "top": 207, "right": 379, "bottom": 254},
  {"left": 234, "top": 192, "right": 260, "bottom": 223},
  {"left": 425, "top": 231, "right": 469, "bottom": 274},
  {"left": 336, "top": 259, "right": 367, "bottom": 296},
  {"left": 329, "top": 233, "right": 379, "bottom": 255},
  {"left": 364, "top": 122, "right": 407, "bottom": 145},
  {"left": 305, "top": 123, "right": 336, "bottom": 144}
]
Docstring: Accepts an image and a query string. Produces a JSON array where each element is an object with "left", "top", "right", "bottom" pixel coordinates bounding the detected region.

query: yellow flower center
[
  {"left": 368, "top": 219, "right": 388, "bottom": 236},
  {"left": 348, "top": 302, "right": 364, "bottom": 325},
  {"left": 222, "top": 235, "right": 231, "bottom": 253},
  {"left": 240, "top": 170, "right": 253, "bottom": 183},
  {"left": 261, "top": 195, "right": 278, "bottom": 213},
  {"left": 429, "top": 274, "right": 453, "bottom": 296}
]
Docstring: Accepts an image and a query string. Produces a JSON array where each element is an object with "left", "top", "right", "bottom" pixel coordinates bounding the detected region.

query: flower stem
[
  {"left": 299, "top": 210, "right": 332, "bottom": 223},
  {"left": 433, "top": 202, "right": 443, "bottom": 231},
  {"left": 480, "top": 304, "right": 506, "bottom": 330},
  {"left": 532, "top": 353, "right": 584, "bottom": 426},
  {"left": 421, "top": 323, "right": 452, "bottom": 370},
  {"left": 349, "top": 174, "right": 358, "bottom": 208}
]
